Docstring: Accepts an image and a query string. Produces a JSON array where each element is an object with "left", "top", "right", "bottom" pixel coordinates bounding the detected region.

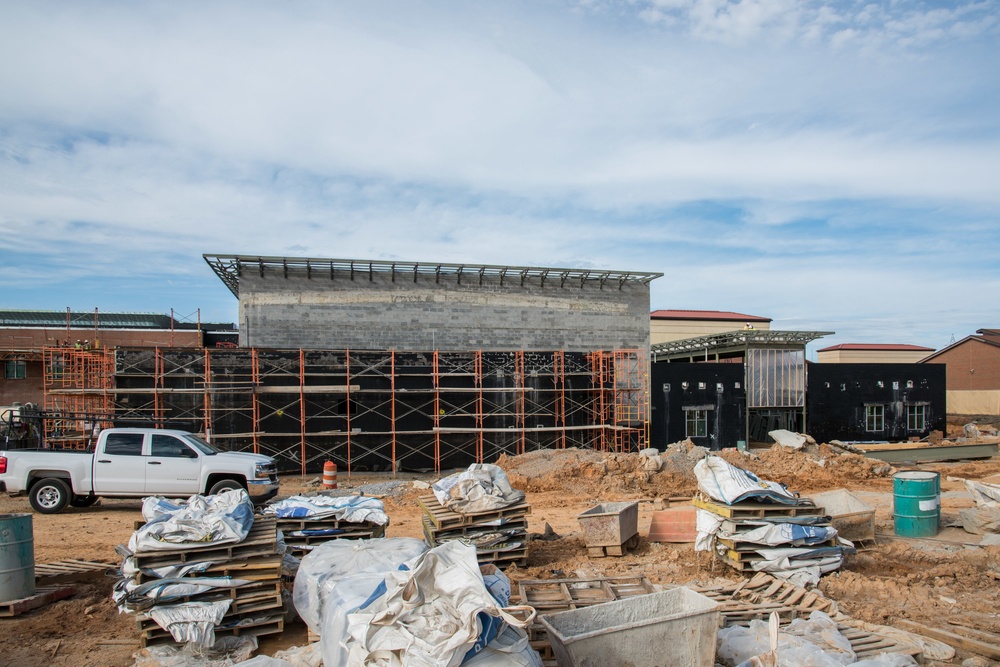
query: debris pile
[
  {"left": 419, "top": 464, "right": 532, "bottom": 567},
  {"left": 113, "top": 490, "right": 285, "bottom": 648},
  {"left": 262, "top": 494, "right": 389, "bottom": 556},
  {"left": 293, "top": 538, "right": 541, "bottom": 666},
  {"left": 694, "top": 456, "right": 854, "bottom": 586}
]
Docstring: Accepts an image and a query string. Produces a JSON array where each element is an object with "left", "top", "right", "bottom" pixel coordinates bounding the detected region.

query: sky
[{"left": 1, "top": 0, "right": 998, "bottom": 354}]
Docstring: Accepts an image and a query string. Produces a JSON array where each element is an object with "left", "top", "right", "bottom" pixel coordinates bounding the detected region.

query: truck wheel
[
  {"left": 70, "top": 495, "right": 100, "bottom": 508},
  {"left": 209, "top": 479, "right": 244, "bottom": 495},
  {"left": 29, "top": 478, "right": 71, "bottom": 514}
]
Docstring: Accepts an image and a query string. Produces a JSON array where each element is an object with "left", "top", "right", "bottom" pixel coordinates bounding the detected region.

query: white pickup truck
[{"left": 0, "top": 428, "right": 279, "bottom": 513}]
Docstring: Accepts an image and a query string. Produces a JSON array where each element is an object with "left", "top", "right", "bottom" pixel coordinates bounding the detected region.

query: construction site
[{"left": 2, "top": 256, "right": 1000, "bottom": 666}]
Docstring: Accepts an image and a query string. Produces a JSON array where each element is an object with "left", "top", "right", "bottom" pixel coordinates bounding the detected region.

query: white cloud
[{"left": 0, "top": 1, "right": 998, "bottom": 346}]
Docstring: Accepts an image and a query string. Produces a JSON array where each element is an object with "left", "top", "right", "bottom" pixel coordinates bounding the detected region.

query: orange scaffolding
[
  {"left": 41, "top": 346, "right": 115, "bottom": 449},
  {"left": 58, "top": 346, "right": 650, "bottom": 473}
]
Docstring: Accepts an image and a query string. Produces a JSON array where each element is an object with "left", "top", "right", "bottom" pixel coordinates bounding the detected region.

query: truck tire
[
  {"left": 29, "top": 478, "right": 72, "bottom": 514},
  {"left": 70, "top": 495, "right": 100, "bottom": 508},
  {"left": 209, "top": 479, "right": 245, "bottom": 496}
]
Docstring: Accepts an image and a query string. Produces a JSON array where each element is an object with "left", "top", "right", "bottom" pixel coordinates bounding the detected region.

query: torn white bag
[{"left": 344, "top": 541, "right": 533, "bottom": 667}]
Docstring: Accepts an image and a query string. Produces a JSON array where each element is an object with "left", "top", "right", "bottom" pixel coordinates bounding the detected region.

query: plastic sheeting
[
  {"left": 292, "top": 537, "right": 428, "bottom": 635},
  {"left": 263, "top": 495, "right": 389, "bottom": 526},
  {"left": 717, "top": 612, "right": 919, "bottom": 667},
  {"left": 343, "top": 541, "right": 534, "bottom": 667},
  {"left": 132, "top": 636, "right": 258, "bottom": 667},
  {"left": 149, "top": 599, "right": 232, "bottom": 647},
  {"left": 432, "top": 464, "right": 525, "bottom": 514},
  {"left": 694, "top": 456, "right": 799, "bottom": 505},
  {"left": 719, "top": 523, "right": 839, "bottom": 548},
  {"left": 130, "top": 489, "right": 254, "bottom": 552}
]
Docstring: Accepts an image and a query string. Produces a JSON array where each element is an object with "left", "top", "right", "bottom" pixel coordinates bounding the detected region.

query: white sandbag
[
  {"left": 293, "top": 537, "right": 428, "bottom": 633},
  {"left": 694, "top": 456, "right": 798, "bottom": 505},
  {"left": 130, "top": 489, "right": 254, "bottom": 552},
  {"left": 462, "top": 625, "right": 544, "bottom": 667},
  {"left": 148, "top": 599, "right": 231, "bottom": 647},
  {"left": 432, "top": 464, "right": 525, "bottom": 513},
  {"left": 263, "top": 495, "right": 389, "bottom": 525},
  {"left": 343, "top": 541, "right": 533, "bottom": 667}
]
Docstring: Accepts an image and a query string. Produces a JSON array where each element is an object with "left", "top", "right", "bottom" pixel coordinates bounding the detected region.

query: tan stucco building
[{"left": 817, "top": 343, "right": 935, "bottom": 365}]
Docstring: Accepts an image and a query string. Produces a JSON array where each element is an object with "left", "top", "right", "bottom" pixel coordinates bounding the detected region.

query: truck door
[
  {"left": 93, "top": 431, "right": 147, "bottom": 494},
  {"left": 146, "top": 433, "right": 202, "bottom": 495}
]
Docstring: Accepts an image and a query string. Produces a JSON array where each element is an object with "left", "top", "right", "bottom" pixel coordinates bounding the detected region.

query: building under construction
[{"left": 30, "top": 256, "right": 662, "bottom": 473}]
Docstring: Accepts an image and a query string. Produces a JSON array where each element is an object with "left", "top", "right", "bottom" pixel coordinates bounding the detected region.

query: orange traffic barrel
[
  {"left": 648, "top": 506, "right": 697, "bottom": 543},
  {"left": 322, "top": 461, "right": 338, "bottom": 489}
]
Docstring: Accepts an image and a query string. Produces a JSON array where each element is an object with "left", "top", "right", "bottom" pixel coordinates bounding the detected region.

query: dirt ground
[{"left": 3, "top": 439, "right": 1000, "bottom": 666}]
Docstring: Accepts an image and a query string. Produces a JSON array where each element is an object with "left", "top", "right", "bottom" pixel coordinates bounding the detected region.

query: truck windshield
[{"left": 180, "top": 434, "right": 222, "bottom": 455}]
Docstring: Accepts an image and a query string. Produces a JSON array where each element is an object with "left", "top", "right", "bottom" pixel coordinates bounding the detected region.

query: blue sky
[{"left": 2, "top": 1, "right": 998, "bottom": 352}]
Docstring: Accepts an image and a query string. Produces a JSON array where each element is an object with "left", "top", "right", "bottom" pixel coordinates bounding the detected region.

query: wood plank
[
  {"left": 0, "top": 586, "right": 76, "bottom": 617},
  {"left": 896, "top": 619, "right": 1000, "bottom": 660}
]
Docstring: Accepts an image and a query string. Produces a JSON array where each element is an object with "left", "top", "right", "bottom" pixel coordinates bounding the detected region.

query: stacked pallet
[
  {"left": 694, "top": 493, "right": 850, "bottom": 579},
  {"left": 515, "top": 576, "right": 655, "bottom": 666},
  {"left": 417, "top": 494, "right": 530, "bottom": 568},
  {"left": 127, "top": 516, "right": 286, "bottom": 648},
  {"left": 275, "top": 515, "right": 386, "bottom": 556}
]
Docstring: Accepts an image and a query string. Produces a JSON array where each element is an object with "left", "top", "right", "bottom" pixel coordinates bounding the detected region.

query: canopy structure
[
  {"left": 651, "top": 329, "right": 833, "bottom": 363},
  {"left": 204, "top": 254, "right": 663, "bottom": 298}
]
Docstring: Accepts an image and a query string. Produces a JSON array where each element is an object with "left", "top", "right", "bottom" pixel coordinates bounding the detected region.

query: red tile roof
[
  {"left": 817, "top": 343, "right": 935, "bottom": 352},
  {"left": 650, "top": 309, "right": 771, "bottom": 322}
]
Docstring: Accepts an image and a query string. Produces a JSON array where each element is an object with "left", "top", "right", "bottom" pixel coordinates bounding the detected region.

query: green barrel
[
  {"left": 893, "top": 471, "right": 940, "bottom": 538},
  {"left": 0, "top": 513, "right": 35, "bottom": 603}
]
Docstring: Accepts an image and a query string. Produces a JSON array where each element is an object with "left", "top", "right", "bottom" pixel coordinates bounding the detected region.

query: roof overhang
[
  {"left": 204, "top": 254, "right": 663, "bottom": 298},
  {"left": 651, "top": 330, "right": 834, "bottom": 362}
]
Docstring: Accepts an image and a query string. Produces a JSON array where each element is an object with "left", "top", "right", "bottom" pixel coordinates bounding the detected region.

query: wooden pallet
[
  {"left": 717, "top": 536, "right": 840, "bottom": 558},
  {"left": 34, "top": 560, "right": 115, "bottom": 585},
  {"left": 139, "top": 611, "right": 285, "bottom": 647},
  {"left": 517, "top": 575, "right": 655, "bottom": 611},
  {"left": 0, "top": 585, "right": 76, "bottom": 617},
  {"left": 132, "top": 517, "right": 279, "bottom": 568},
  {"left": 423, "top": 516, "right": 528, "bottom": 541},
  {"left": 694, "top": 495, "right": 825, "bottom": 519},
  {"left": 693, "top": 573, "right": 919, "bottom": 661},
  {"left": 132, "top": 578, "right": 282, "bottom": 614},
  {"left": 281, "top": 522, "right": 386, "bottom": 554},
  {"left": 417, "top": 494, "right": 530, "bottom": 530},
  {"left": 587, "top": 533, "right": 639, "bottom": 558},
  {"left": 423, "top": 518, "right": 529, "bottom": 567},
  {"left": 135, "top": 554, "right": 283, "bottom": 585},
  {"left": 514, "top": 577, "right": 654, "bottom": 666}
]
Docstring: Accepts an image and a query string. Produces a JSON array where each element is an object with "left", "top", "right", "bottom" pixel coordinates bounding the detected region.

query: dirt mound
[
  {"left": 496, "top": 442, "right": 899, "bottom": 498},
  {"left": 821, "top": 542, "right": 1000, "bottom": 631},
  {"left": 496, "top": 446, "right": 704, "bottom": 498},
  {"left": 718, "top": 445, "right": 895, "bottom": 494}
]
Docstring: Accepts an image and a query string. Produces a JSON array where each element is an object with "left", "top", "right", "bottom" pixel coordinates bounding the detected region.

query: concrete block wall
[{"left": 238, "top": 269, "right": 651, "bottom": 352}]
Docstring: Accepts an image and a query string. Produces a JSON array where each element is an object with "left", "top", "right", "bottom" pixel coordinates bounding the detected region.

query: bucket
[
  {"left": 649, "top": 507, "right": 697, "bottom": 543},
  {"left": 893, "top": 471, "right": 940, "bottom": 538},
  {"left": 0, "top": 513, "right": 35, "bottom": 603}
]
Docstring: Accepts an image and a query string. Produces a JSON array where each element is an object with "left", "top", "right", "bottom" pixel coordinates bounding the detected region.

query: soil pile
[
  {"left": 497, "top": 444, "right": 704, "bottom": 498},
  {"left": 496, "top": 440, "right": 897, "bottom": 498},
  {"left": 718, "top": 445, "right": 896, "bottom": 493}
]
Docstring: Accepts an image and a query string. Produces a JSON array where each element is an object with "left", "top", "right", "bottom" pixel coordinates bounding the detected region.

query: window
[
  {"left": 685, "top": 409, "right": 709, "bottom": 438},
  {"left": 151, "top": 434, "right": 195, "bottom": 458},
  {"left": 4, "top": 360, "right": 26, "bottom": 380},
  {"left": 104, "top": 433, "right": 144, "bottom": 456},
  {"left": 907, "top": 404, "right": 927, "bottom": 431},
  {"left": 865, "top": 405, "right": 884, "bottom": 432}
]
